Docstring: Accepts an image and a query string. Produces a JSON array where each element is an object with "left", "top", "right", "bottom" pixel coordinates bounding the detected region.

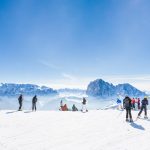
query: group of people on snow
[
  {"left": 131, "top": 97, "right": 141, "bottom": 110},
  {"left": 59, "top": 97, "right": 88, "bottom": 112},
  {"left": 18, "top": 94, "right": 88, "bottom": 112},
  {"left": 18, "top": 94, "right": 38, "bottom": 111},
  {"left": 17, "top": 94, "right": 148, "bottom": 120},
  {"left": 123, "top": 96, "right": 149, "bottom": 122}
]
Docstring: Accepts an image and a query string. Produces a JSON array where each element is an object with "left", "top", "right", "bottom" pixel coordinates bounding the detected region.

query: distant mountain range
[
  {"left": 0, "top": 83, "right": 58, "bottom": 96},
  {"left": 86, "top": 79, "right": 146, "bottom": 98},
  {"left": 0, "top": 79, "right": 146, "bottom": 98}
]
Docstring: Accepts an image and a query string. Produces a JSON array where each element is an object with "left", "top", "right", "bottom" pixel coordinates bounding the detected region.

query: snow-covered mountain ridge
[
  {"left": 86, "top": 79, "right": 146, "bottom": 97},
  {"left": 0, "top": 83, "right": 58, "bottom": 96}
]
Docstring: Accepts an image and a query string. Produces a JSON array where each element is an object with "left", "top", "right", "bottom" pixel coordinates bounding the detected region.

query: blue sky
[{"left": 0, "top": 0, "right": 150, "bottom": 90}]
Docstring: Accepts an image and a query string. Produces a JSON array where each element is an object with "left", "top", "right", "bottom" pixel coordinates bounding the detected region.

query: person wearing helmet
[{"left": 138, "top": 96, "right": 148, "bottom": 119}]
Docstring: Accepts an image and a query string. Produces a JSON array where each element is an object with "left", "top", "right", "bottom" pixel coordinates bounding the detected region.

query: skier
[
  {"left": 137, "top": 97, "right": 148, "bottom": 119},
  {"left": 116, "top": 98, "right": 122, "bottom": 110},
  {"left": 123, "top": 96, "right": 133, "bottom": 122},
  {"left": 72, "top": 104, "right": 78, "bottom": 111},
  {"left": 81, "top": 97, "right": 88, "bottom": 112},
  {"left": 137, "top": 98, "right": 141, "bottom": 110},
  {"left": 131, "top": 98, "right": 135, "bottom": 110},
  {"left": 32, "top": 95, "right": 37, "bottom": 111},
  {"left": 18, "top": 94, "right": 23, "bottom": 111}
]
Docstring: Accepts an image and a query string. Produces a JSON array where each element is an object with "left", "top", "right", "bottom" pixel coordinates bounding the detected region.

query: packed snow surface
[{"left": 0, "top": 110, "right": 150, "bottom": 150}]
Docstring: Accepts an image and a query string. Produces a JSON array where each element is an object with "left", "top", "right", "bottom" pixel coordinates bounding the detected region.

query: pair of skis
[{"left": 134, "top": 116, "right": 149, "bottom": 122}]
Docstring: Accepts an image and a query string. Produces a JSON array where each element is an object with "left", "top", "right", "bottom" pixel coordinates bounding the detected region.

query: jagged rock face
[
  {"left": 0, "top": 83, "right": 58, "bottom": 96},
  {"left": 86, "top": 79, "right": 146, "bottom": 98},
  {"left": 86, "top": 79, "right": 116, "bottom": 98},
  {"left": 116, "top": 84, "right": 145, "bottom": 97}
]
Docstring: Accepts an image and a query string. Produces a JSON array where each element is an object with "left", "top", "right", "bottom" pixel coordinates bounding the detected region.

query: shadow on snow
[
  {"left": 130, "top": 122, "right": 145, "bottom": 131},
  {"left": 6, "top": 111, "right": 18, "bottom": 114}
]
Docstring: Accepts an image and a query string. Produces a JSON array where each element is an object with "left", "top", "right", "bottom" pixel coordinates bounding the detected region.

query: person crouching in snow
[
  {"left": 123, "top": 96, "right": 133, "bottom": 122},
  {"left": 81, "top": 97, "right": 88, "bottom": 112},
  {"left": 72, "top": 104, "right": 78, "bottom": 111},
  {"left": 138, "top": 97, "right": 148, "bottom": 119}
]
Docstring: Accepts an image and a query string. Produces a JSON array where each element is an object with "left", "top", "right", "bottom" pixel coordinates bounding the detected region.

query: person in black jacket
[
  {"left": 123, "top": 96, "right": 133, "bottom": 122},
  {"left": 32, "top": 95, "right": 38, "bottom": 111},
  {"left": 18, "top": 94, "right": 23, "bottom": 111},
  {"left": 138, "top": 97, "right": 148, "bottom": 119}
]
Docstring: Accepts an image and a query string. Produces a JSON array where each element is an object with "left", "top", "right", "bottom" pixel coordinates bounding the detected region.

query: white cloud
[
  {"left": 62, "top": 73, "right": 77, "bottom": 81},
  {"left": 39, "top": 60, "right": 59, "bottom": 70}
]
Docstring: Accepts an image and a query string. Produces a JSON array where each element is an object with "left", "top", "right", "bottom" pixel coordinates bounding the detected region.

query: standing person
[
  {"left": 138, "top": 97, "right": 148, "bottom": 119},
  {"left": 116, "top": 98, "right": 122, "bottom": 110},
  {"left": 131, "top": 98, "right": 135, "bottom": 110},
  {"left": 18, "top": 94, "right": 23, "bottom": 111},
  {"left": 82, "top": 97, "right": 88, "bottom": 112},
  {"left": 32, "top": 95, "right": 38, "bottom": 111},
  {"left": 123, "top": 96, "right": 133, "bottom": 122},
  {"left": 137, "top": 98, "right": 141, "bottom": 110}
]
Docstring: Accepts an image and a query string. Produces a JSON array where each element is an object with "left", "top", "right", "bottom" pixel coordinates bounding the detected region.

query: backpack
[{"left": 124, "top": 98, "right": 130, "bottom": 108}]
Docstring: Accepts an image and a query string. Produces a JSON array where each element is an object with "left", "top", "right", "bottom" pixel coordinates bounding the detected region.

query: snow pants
[
  {"left": 18, "top": 102, "right": 22, "bottom": 110},
  {"left": 138, "top": 105, "right": 147, "bottom": 116},
  {"left": 32, "top": 103, "right": 37, "bottom": 111},
  {"left": 126, "top": 108, "right": 132, "bottom": 119}
]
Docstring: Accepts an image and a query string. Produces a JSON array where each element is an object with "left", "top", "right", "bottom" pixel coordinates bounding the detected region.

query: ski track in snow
[{"left": 0, "top": 110, "right": 150, "bottom": 150}]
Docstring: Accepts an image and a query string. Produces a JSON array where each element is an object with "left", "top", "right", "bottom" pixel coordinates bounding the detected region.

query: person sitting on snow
[
  {"left": 138, "top": 97, "right": 148, "bottom": 119},
  {"left": 72, "top": 104, "right": 78, "bottom": 111},
  {"left": 60, "top": 104, "right": 69, "bottom": 111}
]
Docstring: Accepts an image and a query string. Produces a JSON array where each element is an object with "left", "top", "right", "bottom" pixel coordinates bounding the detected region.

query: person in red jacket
[
  {"left": 131, "top": 98, "right": 135, "bottom": 110},
  {"left": 137, "top": 98, "right": 141, "bottom": 110}
]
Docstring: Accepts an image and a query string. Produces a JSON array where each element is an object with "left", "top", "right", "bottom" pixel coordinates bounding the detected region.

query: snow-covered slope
[{"left": 0, "top": 110, "right": 150, "bottom": 150}]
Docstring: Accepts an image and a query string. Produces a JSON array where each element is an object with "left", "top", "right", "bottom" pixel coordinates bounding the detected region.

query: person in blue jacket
[{"left": 138, "top": 97, "right": 148, "bottom": 119}]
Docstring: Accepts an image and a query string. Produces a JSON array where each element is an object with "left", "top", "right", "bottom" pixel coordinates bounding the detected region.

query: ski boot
[
  {"left": 144, "top": 116, "right": 148, "bottom": 119},
  {"left": 130, "top": 118, "right": 133, "bottom": 122},
  {"left": 126, "top": 118, "right": 129, "bottom": 122}
]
